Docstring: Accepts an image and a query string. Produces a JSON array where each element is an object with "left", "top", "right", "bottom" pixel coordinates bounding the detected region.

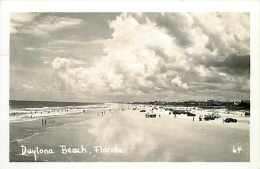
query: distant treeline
[
  {"left": 9, "top": 100, "right": 101, "bottom": 109},
  {"left": 130, "top": 100, "right": 250, "bottom": 110}
]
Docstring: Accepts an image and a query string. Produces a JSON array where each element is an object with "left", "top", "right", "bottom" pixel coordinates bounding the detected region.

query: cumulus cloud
[
  {"left": 192, "top": 13, "right": 249, "bottom": 57},
  {"left": 51, "top": 14, "right": 191, "bottom": 99},
  {"left": 49, "top": 13, "right": 249, "bottom": 101}
]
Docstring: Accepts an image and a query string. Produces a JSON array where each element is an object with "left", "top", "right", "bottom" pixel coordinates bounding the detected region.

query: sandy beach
[{"left": 9, "top": 103, "right": 249, "bottom": 162}]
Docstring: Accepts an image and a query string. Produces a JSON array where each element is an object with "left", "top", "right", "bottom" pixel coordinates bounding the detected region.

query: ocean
[{"left": 9, "top": 100, "right": 107, "bottom": 123}]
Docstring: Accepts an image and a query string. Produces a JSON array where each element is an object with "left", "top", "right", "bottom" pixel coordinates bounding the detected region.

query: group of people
[
  {"left": 191, "top": 115, "right": 203, "bottom": 122},
  {"left": 41, "top": 118, "right": 47, "bottom": 127}
]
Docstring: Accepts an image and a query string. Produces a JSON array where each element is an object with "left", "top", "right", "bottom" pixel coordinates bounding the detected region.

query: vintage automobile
[
  {"left": 224, "top": 118, "right": 237, "bottom": 123},
  {"left": 145, "top": 113, "right": 157, "bottom": 118},
  {"left": 204, "top": 113, "right": 221, "bottom": 121}
]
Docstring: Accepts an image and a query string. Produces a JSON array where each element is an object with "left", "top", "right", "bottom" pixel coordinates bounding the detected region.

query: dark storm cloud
[
  {"left": 210, "top": 54, "right": 250, "bottom": 76},
  {"left": 191, "top": 54, "right": 250, "bottom": 80}
]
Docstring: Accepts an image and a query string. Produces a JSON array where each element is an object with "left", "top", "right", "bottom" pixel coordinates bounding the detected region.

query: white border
[{"left": 0, "top": 0, "right": 260, "bottom": 169}]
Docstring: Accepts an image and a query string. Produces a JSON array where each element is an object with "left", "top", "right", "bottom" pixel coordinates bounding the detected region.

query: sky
[{"left": 10, "top": 12, "right": 250, "bottom": 102}]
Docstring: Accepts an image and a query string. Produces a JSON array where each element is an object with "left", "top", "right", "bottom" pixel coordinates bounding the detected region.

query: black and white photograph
[{"left": 8, "top": 12, "right": 251, "bottom": 162}]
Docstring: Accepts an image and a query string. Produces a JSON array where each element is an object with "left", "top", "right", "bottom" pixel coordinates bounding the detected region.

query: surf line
[{"left": 19, "top": 145, "right": 54, "bottom": 161}]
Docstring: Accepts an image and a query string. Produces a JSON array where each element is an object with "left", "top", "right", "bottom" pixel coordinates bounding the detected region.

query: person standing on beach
[
  {"left": 45, "top": 119, "right": 47, "bottom": 126},
  {"left": 193, "top": 116, "right": 195, "bottom": 122}
]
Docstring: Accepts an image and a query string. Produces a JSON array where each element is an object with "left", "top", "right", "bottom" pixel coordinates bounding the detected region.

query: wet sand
[{"left": 9, "top": 104, "right": 249, "bottom": 162}]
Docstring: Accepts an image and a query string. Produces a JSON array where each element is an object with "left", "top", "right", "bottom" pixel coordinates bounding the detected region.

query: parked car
[
  {"left": 204, "top": 113, "right": 221, "bottom": 121},
  {"left": 186, "top": 112, "right": 196, "bottom": 116},
  {"left": 224, "top": 118, "right": 237, "bottom": 123},
  {"left": 245, "top": 112, "right": 250, "bottom": 116},
  {"left": 145, "top": 113, "right": 156, "bottom": 118},
  {"left": 204, "top": 115, "right": 215, "bottom": 121}
]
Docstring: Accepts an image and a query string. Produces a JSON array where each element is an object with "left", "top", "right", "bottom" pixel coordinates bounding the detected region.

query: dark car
[
  {"left": 186, "top": 112, "right": 196, "bottom": 116},
  {"left": 224, "top": 118, "right": 237, "bottom": 123},
  {"left": 204, "top": 115, "right": 215, "bottom": 121},
  {"left": 245, "top": 112, "right": 250, "bottom": 116},
  {"left": 145, "top": 114, "right": 156, "bottom": 118},
  {"left": 204, "top": 113, "right": 221, "bottom": 121}
]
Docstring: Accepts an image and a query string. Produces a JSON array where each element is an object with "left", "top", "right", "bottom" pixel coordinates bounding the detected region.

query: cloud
[
  {"left": 26, "top": 16, "right": 82, "bottom": 35},
  {"left": 11, "top": 13, "right": 38, "bottom": 34},
  {"left": 24, "top": 47, "right": 36, "bottom": 51},
  {"left": 51, "top": 14, "right": 191, "bottom": 99},
  {"left": 21, "top": 83, "right": 34, "bottom": 90},
  {"left": 10, "top": 13, "right": 249, "bottom": 101},
  {"left": 208, "top": 54, "right": 250, "bottom": 76},
  {"left": 49, "top": 13, "right": 249, "bottom": 101},
  {"left": 171, "top": 76, "right": 189, "bottom": 90},
  {"left": 11, "top": 13, "right": 82, "bottom": 36},
  {"left": 192, "top": 13, "right": 249, "bottom": 57},
  {"left": 52, "top": 57, "right": 72, "bottom": 70}
]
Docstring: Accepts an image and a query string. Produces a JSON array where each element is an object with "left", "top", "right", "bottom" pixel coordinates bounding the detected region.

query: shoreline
[{"left": 10, "top": 104, "right": 250, "bottom": 162}]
